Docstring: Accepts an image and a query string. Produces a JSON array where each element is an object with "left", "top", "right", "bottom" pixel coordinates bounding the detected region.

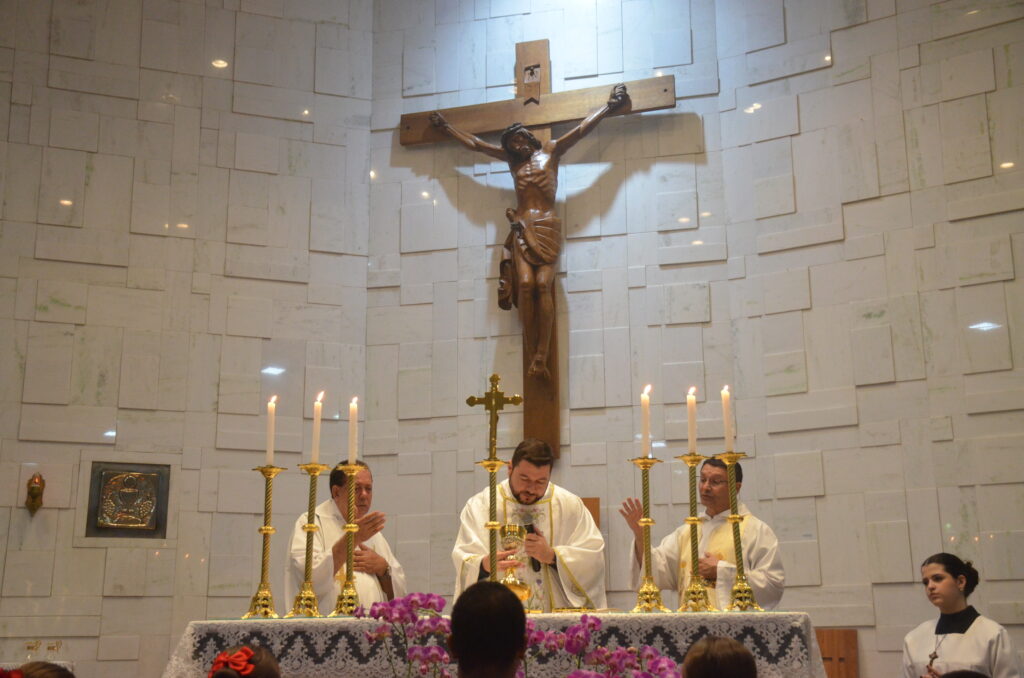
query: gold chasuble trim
[
  {"left": 553, "top": 546, "right": 596, "bottom": 609},
  {"left": 678, "top": 515, "right": 748, "bottom": 609}
]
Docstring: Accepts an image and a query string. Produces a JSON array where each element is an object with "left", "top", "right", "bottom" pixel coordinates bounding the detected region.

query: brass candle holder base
[
  {"left": 632, "top": 574, "right": 670, "bottom": 613},
  {"left": 243, "top": 581, "right": 278, "bottom": 619},
  {"left": 679, "top": 517, "right": 716, "bottom": 612},
  {"left": 243, "top": 464, "right": 285, "bottom": 619},
  {"left": 714, "top": 451, "right": 761, "bottom": 612},
  {"left": 675, "top": 450, "right": 717, "bottom": 613},
  {"left": 727, "top": 573, "right": 763, "bottom": 612},
  {"left": 330, "top": 463, "right": 364, "bottom": 617},
  {"left": 330, "top": 577, "right": 360, "bottom": 617},
  {"left": 630, "top": 457, "right": 669, "bottom": 614},
  {"left": 681, "top": 578, "right": 715, "bottom": 612},
  {"left": 286, "top": 581, "right": 321, "bottom": 618},
  {"left": 286, "top": 462, "right": 330, "bottom": 618}
]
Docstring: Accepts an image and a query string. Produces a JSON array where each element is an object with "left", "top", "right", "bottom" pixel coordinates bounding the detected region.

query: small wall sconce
[{"left": 26, "top": 473, "right": 45, "bottom": 515}]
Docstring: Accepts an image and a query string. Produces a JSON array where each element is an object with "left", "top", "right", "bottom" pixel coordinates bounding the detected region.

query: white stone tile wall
[{"left": 0, "top": 0, "right": 1022, "bottom": 676}]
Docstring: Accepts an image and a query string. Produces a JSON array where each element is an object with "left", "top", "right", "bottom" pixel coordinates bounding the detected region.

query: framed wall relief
[{"left": 85, "top": 461, "right": 170, "bottom": 539}]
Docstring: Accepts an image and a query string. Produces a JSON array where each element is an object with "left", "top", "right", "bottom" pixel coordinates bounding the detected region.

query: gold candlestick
[
  {"left": 330, "top": 463, "right": 363, "bottom": 616},
  {"left": 714, "top": 451, "right": 762, "bottom": 611},
  {"left": 630, "top": 456, "right": 669, "bottom": 613},
  {"left": 467, "top": 374, "right": 522, "bottom": 582},
  {"left": 243, "top": 464, "right": 286, "bottom": 619},
  {"left": 675, "top": 453, "right": 715, "bottom": 612},
  {"left": 286, "top": 462, "right": 330, "bottom": 618}
]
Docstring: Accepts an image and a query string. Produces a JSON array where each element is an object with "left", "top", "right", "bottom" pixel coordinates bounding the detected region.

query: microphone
[{"left": 523, "top": 523, "right": 541, "bottom": 572}]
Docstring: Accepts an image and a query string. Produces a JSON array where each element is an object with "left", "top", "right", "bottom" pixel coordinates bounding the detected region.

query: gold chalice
[{"left": 499, "top": 524, "right": 530, "bottom": 602}]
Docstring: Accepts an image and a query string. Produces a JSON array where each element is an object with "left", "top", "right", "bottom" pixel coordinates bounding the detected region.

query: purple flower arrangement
[
  {"left": 519, "top": 614, "right": 683, "bottom": 678},
  {"left": 358, "top": 593, "right": 682, "bottom": 678},
  {"left": 356, "top": 593, "right": 452, "bottom": 678}
]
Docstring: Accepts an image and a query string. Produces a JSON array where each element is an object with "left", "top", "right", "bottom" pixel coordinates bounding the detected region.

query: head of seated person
[
  {"left": 208, "top": 645, "right": 280, "bottom": 678},
  {"left": 941, "top": 672, "right": 990, "bottom": 678},
  {"left": 13, "top": 662, "right": 76, "bottom": 678},
  {"left": 682, "top": 635, "right": 757, "bottom": 678},
  {"left": 448, "top": 581, "right": 526, "bottom": 678}
]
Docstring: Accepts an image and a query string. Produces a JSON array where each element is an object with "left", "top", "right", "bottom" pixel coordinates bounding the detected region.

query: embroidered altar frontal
[{"left": 163, "top": 612, "right": 827, "bottom": 678}]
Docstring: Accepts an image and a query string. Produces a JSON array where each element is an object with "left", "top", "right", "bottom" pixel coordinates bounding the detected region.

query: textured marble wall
[
  {"left": 0, "top": 0, "right": 1022, "bottom": 676},
  {"left": 367, "top": 1, "right": 1024, "bottom": 676},
  {"left": 0, "top": 0, "right": 374, "bottom": 676}
]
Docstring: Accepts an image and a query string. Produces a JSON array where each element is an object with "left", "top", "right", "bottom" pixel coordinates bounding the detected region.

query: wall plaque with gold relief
[{"left": 85, "top": 461, "right": 170, "bottom": 539}]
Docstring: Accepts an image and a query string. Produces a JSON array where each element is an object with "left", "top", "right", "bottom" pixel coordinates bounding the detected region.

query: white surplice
[
  {"left": 453, "top": 480, "right": 607, "bottom": 611},
  {"left": 901, "top": 613, "right": 1022, "bottom": 678},
  {"left": 285, "top": 498, "right": 406, "bottom": 615},
  {"left": 631, "top": 502, "right": 785, "bottom": 610}
]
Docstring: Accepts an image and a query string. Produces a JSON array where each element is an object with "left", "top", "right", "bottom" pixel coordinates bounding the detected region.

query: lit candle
[
  {"left": 687, "top": 387, "right": 697, "bottom": 454},
  {"left": 721, "top": 385, "right": 733, "bottom": 452},
  {"left": 266, "top": 396, "right": 277, "bottom": 466},
  {"left": 311, "top": 391, "right": 324, "bottom": 464},
  {"left": 641, "top": 384, "right": 652, "bottom": 457},
  {"left": 348, "top": 397, "right": 358, "bottom": 465}
]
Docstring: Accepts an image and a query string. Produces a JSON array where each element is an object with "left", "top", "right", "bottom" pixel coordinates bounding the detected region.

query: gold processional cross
[
  {"left": 401, "top": 40, "right": 676, "bottom": 453},
  {"left": 466, "top": 374, "right": 523, "bottom": 580}
]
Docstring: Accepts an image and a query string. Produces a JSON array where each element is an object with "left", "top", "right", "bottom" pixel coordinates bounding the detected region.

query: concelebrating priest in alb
[{"left": 620, "top": 458, "right": 784, "bottom": 610}]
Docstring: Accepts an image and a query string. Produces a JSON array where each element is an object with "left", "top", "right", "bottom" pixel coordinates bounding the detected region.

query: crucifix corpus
[{"left": 400, "top": 40, "right": 677, "bottom": 453}]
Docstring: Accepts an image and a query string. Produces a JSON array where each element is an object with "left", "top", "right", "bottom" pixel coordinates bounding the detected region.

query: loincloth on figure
[{"left": 498, "top": 212, "right": 562, "bottom": 311}]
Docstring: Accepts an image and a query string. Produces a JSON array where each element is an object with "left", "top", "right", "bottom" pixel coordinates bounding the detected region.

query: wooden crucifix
[{"left": 400, "top": 40, "right": 676, "bottom": 454}]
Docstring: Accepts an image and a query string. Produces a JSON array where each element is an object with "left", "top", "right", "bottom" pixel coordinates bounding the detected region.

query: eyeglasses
[{"left": 699, "top": 478, "right": 728, "bottom": 488}]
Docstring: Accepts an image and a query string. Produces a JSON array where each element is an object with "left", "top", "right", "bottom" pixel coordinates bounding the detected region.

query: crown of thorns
[{"left": 500, "top": 123, "right": 541, "bottom": 153}]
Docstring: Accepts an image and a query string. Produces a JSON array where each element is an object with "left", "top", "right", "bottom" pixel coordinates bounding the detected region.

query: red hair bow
[{"left": 208, "top": 646, "right": 255, "bottom": 677}]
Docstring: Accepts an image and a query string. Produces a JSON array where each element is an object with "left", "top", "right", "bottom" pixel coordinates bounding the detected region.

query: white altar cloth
[{"left": 163, "top": 612, "right": 827, "bottom": 678}]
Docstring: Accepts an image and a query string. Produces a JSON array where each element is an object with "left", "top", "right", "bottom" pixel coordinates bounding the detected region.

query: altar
[{"left": 162, "top": 612, "right": 827, "bottom": 678}]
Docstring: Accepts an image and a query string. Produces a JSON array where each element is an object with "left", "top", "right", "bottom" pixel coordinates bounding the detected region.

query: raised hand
[
  {"left": 354, "top": 510, "right": 386, "bottom": 543},
  {"left": 429, "top": 111, "right": 448, "bottom": 128},
  {"left": 618, "top": 497, "right": 644, "bottom": 538},
  {"left": 608, "top": 83, "right": 627, "bottom": 109}
]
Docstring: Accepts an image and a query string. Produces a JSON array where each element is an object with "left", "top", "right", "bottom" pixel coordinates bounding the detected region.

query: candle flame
[
  {"left": 643, "top": 384, "right": 652, "bottom": 395},
  {"left": 722, "top": 385, "right": 729, "bottom": 394},
  {"left": 351, "top": 396, "right": 358, "bottom": 405},
  {"left": 688, "top": 386, "right": 696, "bottom": 396},
  {"left": 269, "top": 395, "right": 277, "bottom": 404},
  {"left": 316, "top": 391, "right": 324, "bottom": 403}
]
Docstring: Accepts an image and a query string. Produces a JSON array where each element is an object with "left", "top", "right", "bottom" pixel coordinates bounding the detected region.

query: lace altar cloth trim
[{"left": 162, "top": 612, "right": 826, "bottom": 678}]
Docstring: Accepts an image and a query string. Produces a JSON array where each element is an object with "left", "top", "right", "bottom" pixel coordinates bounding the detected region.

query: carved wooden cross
[{"left": 401, "top": 40, "right": 676, "bottom": 454}]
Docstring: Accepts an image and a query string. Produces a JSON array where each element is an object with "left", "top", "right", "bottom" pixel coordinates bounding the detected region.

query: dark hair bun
[{"left": 963, "top": 560, "right": 980, "bottom": 596}]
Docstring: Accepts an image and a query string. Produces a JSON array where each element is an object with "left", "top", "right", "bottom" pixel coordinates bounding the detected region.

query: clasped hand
[
  {"left": 332, "top": 511, "right": 386, "bottom": 574},
  {"left": 524, "top": 529, "right": 556, "bottom": 566},
  {"left": 353, "top": 544, "right": 388, "bottom": 576}
]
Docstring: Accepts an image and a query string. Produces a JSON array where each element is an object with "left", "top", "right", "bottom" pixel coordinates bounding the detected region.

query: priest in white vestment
[
  {"left": 621, "top": 458, "right": 784, "bottom": 610},
  {"left": 453, "top": 438, "right": 607, "bottom": 611},
  {"left": 285, "top": 461, "right": 406, "bottom": 614}
]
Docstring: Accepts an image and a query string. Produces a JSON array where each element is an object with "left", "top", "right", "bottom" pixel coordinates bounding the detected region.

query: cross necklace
[{"left": 928, "top": 634, "right": 948, "bottom": 667}]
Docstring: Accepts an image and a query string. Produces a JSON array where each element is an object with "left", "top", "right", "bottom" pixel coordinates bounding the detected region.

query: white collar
[{"left": 703, "top": 501, "right": 749, "bottom": 520}]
